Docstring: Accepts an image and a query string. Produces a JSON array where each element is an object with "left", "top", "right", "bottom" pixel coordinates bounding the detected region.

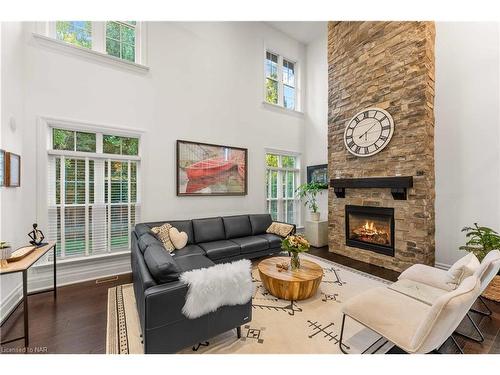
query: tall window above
[
  {"left": 264, "top": 51, "right": 299, "bottom": 111},
  {"left": 265, "top": 152, "right": 301, "bottom": 225},
  {"left": 56, "top": 21, "right": 92, "bottom": 48},
  {"left": 106, "top": 21, "right": 136, "bottom": 62},
  {"left": 46, "top": 21, "right": 144, "bottom": 65}
]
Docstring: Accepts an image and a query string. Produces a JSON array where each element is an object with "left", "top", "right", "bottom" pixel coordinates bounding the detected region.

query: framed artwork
[
  {"left": 307, "top": 164, "right": 328, "bottom": 189},
  {"left": 176, "top": 140, "right": 248, "bottom": 196},
  {"left": 0, "top": 150, "right": 4, "bottom": 186},
  {"left": 5, "top": 152, "right": 21, "bottom": 187}
]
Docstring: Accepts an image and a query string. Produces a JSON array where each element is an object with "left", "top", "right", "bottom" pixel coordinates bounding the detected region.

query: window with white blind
[
  {"left": 48, "top": 127, "right": 140, "bottom": 259},
  {"left": 265, "top": 152, "right": 301, "bottom": 225}
]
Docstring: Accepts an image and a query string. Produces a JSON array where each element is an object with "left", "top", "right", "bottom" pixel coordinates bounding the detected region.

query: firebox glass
[{"left": 348, "top": 213, "right": 392, "bottom": 247}]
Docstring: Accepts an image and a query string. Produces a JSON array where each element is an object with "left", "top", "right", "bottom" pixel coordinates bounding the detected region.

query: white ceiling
[{"left": 266, "top": 21, "right": 327, "bottom": 44}]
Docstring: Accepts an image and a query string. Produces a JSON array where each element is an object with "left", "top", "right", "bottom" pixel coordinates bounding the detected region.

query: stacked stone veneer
[{"left": 327, "top": 21, "right": 436, "bottom": 272}]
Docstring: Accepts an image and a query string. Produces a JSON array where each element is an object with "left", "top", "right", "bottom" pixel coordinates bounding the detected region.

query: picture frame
[
  {"left": 307, "top": 164, "right": 328, "bottom": 189},
  {"left": 5, "top": 152, "right": 21, "bottom": 187},
  {"left": 176, "top": 140, "right": 248, "bottom": 196},
  {"left": 0, "top": 150, "right": 4, "bottom": 187}
]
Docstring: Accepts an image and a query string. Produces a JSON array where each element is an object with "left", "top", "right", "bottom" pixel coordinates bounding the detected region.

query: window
[
  {"left": 106, "top": 21, "right": 136, "bottom": 62},
  {"left": 265, "top": 152, "right": 300, "bottom": 225},
  {"left": 264, "top": 51, "right": 298, "bottom": 111},
  {"left": 56, "top": 21, "right": 92, "bottom": 49},
  {"left": 48, "top": 127, "right": 140, "bottom": 259},
  {"left": 50, "top": 21, "right": 142, "bottom": 63}
]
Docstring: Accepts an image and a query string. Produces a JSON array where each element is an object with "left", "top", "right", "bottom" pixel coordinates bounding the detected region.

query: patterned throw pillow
[
  {"left": 266, "top": 222, "right": 294, "bottom": 238},
  {"left": 151, "top": 223, "right": 175, "bottom": 253}
]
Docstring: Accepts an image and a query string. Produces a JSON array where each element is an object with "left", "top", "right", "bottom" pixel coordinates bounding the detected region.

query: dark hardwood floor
[{"left": 1, "top": 247, "right": 498, "bottom": 354}]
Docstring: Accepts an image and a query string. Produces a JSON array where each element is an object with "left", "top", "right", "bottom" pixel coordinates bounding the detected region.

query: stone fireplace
[{"left": 327, "top": 21, "right": 436, "bottom": 272}]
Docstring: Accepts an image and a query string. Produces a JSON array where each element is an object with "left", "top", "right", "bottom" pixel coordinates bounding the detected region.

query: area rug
[
  {"left": 106, "top": 253, "right": 394, "bottom": 354},
  {"left": 482, "top": 275, "right": 500, "bottom": 302}
]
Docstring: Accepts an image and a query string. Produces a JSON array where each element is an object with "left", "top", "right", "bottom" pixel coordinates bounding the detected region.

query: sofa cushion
[
  {"left": 199, "top": 240, "right": 240, "bottom": 260},
  {"left": 143, "top": 243, "right": 181, "bottom": 283},
  {"left": 249, "top": 214, "right": 273, "bottom": 235},
  {"left": 231, "top": 236, "right": 269, "bottom": 254},
  {"left": 257, "top": 233, "right": 282, "bottom": 249},
  {"left": 266, "top": 222, "right": 294, "bottom": 237},
  {"left": 135, "top": 223, "right": 156, "bottom": 238},
  {"left": 138, "top": 233, "right": 161, "bottom": 253},
  {"left": 222, "top": 215, "right": 252, "bottom": 239},
  {"left": 193, "top": 217, "right": 225, "bottom": 243},
  {"left": 168, "top": 220, "right": 195, "bottom": 245},
  {"left": 171, "top": 244, "right": 206, "bottom": 258},
  {"left": 175, "top": 254, "right": 215, "bottom": 273}
]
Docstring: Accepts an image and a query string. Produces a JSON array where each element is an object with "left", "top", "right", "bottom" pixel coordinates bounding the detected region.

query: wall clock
[{"left": 343, "top": 107, "right": 395, "bottom": 157}]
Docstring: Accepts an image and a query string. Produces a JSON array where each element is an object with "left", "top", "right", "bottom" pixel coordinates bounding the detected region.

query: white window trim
[
  {"left": 36, "top": 116, "right": 144, "bottom": 264},
  {"left": 32, "top": 22, "right": 149, "bottom": 74},
  {"left": 263, "top": 48, "right": 302, "bottom": 114},
  {"left": 265, "top": 149, "right": 302, "bottom": 227}
]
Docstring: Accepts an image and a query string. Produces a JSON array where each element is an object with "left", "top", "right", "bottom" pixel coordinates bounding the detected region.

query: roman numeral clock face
[{"left": 344, "top": 108, "right": 395, "bottom": 157}]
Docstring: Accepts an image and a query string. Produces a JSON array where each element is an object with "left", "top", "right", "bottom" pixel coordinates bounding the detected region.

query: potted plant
[
  {"left": 459, "top": 223, "right": 500, "bottom": 262},
  {"left": 296, "top": 182, "right": 322, "bottom": 221},
  {"left": 0, "top": 241, "right": 12, "bottom": 268},
  {"left": 281, "top": 234, "right": 310, "bottom": 270}
]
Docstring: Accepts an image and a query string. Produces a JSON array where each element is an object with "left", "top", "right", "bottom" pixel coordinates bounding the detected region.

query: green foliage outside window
[
  {"left": 53, "top": 129, "right": 96, "bottom": 152},
  {"left": 266, "top": 154, "right": 279, "bottom": 167},
  {"left": 266, "top": 78, "right": 278, "bottom": 104},
  {"left": 103, "top": 135, "right": 139, "bottom": 155},
  {"left": 56, "top": 21, "right": 92, "bottom": 49},
  {"left": 106, "top": 21, "right": 136, "bottom": 62}
]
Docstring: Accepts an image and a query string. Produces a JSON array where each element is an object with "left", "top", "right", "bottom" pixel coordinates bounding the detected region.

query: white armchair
[
  {"left": 339, "top": 274, "right": 481, "bottom": 354},
  {"left": 397, "top": 250, "right": 500, "bottom": 342}
]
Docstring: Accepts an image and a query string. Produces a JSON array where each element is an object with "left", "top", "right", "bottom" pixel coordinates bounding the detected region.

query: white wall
[
  {"left": 0, "top": 22, "right": 26, "bottom": 320},
  {"left": 0, "top": 22, "right": 309, "bottom": 319},
  {"left": 303, "top": 30, "right": 328, "bottom": 222},
  {"left": 435, "top": 22, "right": 500, "bottom": 267}
]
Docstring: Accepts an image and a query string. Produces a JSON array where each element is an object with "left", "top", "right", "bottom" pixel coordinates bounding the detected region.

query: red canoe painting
[
  {"left": 185, "top": 157, "right": 234, "bottom": 180},
  {"left": 177, "top": 140, "right": 248, "bottom": 196}
]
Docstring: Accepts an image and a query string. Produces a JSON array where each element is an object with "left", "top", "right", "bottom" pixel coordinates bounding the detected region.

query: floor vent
[{"left": 96, "top": 276, "right": 119, "bottom": 284}]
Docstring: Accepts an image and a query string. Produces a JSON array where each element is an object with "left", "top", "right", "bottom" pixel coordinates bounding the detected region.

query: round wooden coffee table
[{"left": 258, "top": 256, "right": 323, "bottom": 301}]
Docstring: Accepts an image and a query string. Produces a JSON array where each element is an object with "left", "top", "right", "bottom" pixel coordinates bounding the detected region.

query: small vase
[{"left": 290, "top": 252, "right": 300, "bottom": 270}]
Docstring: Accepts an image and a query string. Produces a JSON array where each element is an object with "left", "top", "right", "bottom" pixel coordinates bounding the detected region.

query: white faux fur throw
[{"left": 179, "top": 259, "right": 254, "bottom": 319}]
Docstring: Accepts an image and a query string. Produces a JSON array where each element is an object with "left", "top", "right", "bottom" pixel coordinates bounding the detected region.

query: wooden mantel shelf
[{"left": 330, "top": 176, "right": 413, "bottom": 200}]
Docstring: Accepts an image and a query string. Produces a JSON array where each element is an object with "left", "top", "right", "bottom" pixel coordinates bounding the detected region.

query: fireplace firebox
[{"left": 345, "top": 205, "right": 395, "bottom": 257}]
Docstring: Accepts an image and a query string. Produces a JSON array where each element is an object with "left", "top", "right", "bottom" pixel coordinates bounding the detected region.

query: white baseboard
[{"left": 0, "top": 252, "right": 131, "bottom": 325}]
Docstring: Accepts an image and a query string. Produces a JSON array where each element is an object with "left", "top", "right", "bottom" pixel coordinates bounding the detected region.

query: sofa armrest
[{"left": 144, "top": 281, "right": 189, "bottom": 330}]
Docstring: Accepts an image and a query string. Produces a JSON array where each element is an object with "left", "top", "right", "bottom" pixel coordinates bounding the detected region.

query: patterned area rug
[
  {"left": 483, "top": 275, "right": 500, "bottom": 302},
  {"left": 107, "top": 253, "right": 394, "bottom": 354}
]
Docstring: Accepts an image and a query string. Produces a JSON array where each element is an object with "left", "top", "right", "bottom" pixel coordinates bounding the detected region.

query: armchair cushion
[
  {"left": 342, "top": 287, "right": 431, "bottom": 352},
  {"left": 446, "top": 253, "right": 480, "bottom": 289}
]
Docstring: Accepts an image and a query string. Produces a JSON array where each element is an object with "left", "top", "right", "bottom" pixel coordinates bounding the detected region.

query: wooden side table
[
  {"left": 258, "top": 256, "right": 323, "bottom": 301},
  {"left": 0, "top": 241, "right": 57, "bottom": 347}
]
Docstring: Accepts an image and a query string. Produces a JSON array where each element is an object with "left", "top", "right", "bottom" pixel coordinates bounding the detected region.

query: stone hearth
[{"left": 327, "top": 21, "right": 436, "bottom": 272}]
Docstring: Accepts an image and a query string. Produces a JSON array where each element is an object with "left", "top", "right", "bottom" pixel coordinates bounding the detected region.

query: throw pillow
[
  {"left": 169, "top": 227, "right": 188, "bottom": 250},
  {"left": 445, "top": 253, "right": 480, "bottom": 289},
  {"left": 151, "top": 223, "right": 175, "bottom": 252},
  {"left": 266, "top": 222, "right": 294, "bottom": 238}
]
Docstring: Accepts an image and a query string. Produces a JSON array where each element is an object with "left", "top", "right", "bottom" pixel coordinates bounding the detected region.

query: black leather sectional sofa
[{"left": 131, "top": 213, "right": 294, "bottom": 353}]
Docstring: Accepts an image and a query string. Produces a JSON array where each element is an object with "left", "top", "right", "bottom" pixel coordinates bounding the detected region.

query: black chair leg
[
  {"left": 450, "top": 335, "right": 464, "bottom": 354},
  {"left": 454, "top": 312, "right": 485, "bottom": 343},
  {"left": 236, "top": 326, "right": 241, "bottom": 339},
  {"left": 470, "top": 296, "right": 492, "bottom": 317},
  {"left": 339, "top": 314, "right": 349, "bottom": 354}
]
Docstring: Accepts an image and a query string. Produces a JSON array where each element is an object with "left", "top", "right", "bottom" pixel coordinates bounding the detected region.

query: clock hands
[{"left": 358, "top": 122, "right": 378, "bottom": 140}]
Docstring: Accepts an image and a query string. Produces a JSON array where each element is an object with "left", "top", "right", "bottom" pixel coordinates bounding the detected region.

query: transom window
[
  {"left": 48, "top": 126, "right": 140, "bottom": 259},
  {"left": 265, "top": 51, "right": 298, "bottom": 111},
  {"left": 265, "top": 152, "right": 301, "bottom": 225},
  {"left": 52, "top": 21, "right": 142, "bottom": 63}
]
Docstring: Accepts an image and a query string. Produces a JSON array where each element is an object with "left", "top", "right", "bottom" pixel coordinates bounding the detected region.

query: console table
[{"left": 0, "top": 241, "right": 57, "bottom": 347}]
